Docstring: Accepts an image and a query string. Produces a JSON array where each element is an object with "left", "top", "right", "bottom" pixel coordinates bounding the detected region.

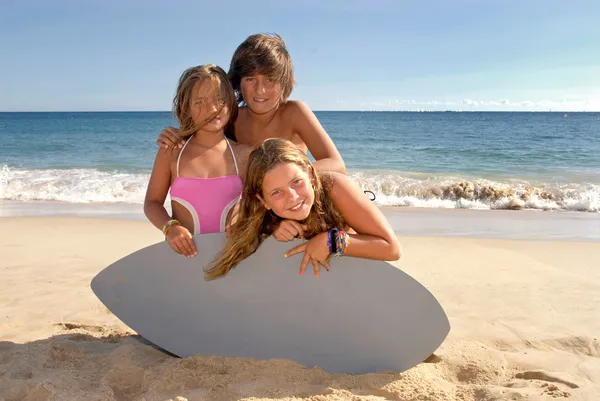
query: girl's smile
[{"left": 258, "top": 162, "right": 314, "bottom": 221}]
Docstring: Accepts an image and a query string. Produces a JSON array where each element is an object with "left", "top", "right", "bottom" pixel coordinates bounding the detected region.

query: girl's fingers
[
  {"left": 180, "top": 238, "right": 195, "bottom": 258},
  {"left": 170, "top": 240, "right": 184, "bottom": 255},
  {"left": 299, "top": 252, "right": 311, "bottom": 276},
  {"left": 312, "top": 258, "right": 320, "bottom": 277},
  {"left": 285, "top": 243, "right": 307, "bottom": 258}
]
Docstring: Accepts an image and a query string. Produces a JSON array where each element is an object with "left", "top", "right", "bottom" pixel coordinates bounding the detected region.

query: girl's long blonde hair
[{"left": 204, "top": 138, "right": 345, "bottom": 280}]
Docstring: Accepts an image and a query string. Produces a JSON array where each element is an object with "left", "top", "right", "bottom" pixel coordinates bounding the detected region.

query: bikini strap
[
  {"left": 225, "top": 138, "right": 239, "bottom": 176},
  {"left": 176, "top": 134, "right": 195, "bottom": 177}
]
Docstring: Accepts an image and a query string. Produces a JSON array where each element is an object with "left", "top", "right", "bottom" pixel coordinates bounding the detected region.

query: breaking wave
[{"left": 1, "top": 165, "right": 598, "bottom": 212}]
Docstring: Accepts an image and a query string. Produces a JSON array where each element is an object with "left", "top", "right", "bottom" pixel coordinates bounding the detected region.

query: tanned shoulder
[
  {"left": 285, "top": 99, "right": 309, "bottom": 119},
  {"left": 156, "top": 146, "right": 180, "bottom": 168},
  {"left": 327, "top": 171, "right": 353, "bottom": 192}
]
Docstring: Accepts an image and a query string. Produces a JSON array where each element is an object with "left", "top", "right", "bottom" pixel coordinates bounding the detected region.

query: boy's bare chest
[{"left": 235, "top": 119, "right": 294, "bottom": 145}]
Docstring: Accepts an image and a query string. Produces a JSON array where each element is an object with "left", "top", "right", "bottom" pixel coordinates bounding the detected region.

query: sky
[{"left": 1, "top": 0, "right": 600, "bottom": 112}]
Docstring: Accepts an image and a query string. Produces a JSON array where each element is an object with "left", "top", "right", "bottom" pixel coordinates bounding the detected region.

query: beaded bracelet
[
  {"left": 327, "top": 228, "right": 338, "bottom": 253},
  {"left": 162, "top": 219, "right": 180, "bottom": 236},
  {"left": 326, "top": 228, "right": 350, "bottom": 257},
  {"left": 336, "top": 230, "right": 349, "bottom": 256}
]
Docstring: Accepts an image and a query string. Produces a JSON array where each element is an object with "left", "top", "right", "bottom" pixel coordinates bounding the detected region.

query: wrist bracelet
[
  {"left": 327, "top": 228, "right": 339, "bottom": 254},
  {"left": 334, "top": 229, "right": 349, "bottom": 257},
  {"left": 162, "top": 219, "right": 180, "bottom": 236},
  {"left": 327, "top": 228, "right": 350, "bottom": 257}
]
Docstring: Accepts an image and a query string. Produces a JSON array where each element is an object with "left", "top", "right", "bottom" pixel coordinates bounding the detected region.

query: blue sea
[{"left": 1, "top": 111, "right": 599, "bottom": 213}]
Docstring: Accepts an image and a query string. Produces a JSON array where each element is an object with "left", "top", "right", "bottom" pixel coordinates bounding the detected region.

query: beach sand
[{"left": 1, "top": 216, "right": 599, "bottom": 400}]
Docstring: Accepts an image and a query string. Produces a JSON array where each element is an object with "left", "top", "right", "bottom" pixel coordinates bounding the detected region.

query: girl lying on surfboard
[
  {"left": 205, "top": 138, "right": 401, "bottom": 280},
  {"left": 154, "top": 33, "right": 346, "bottom": 243},
  {"left": 144, "top": 64, "right": 251, "bottom": 258}
]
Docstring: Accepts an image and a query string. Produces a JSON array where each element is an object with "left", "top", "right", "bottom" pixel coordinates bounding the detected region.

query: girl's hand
[
  {"left": 284, "top": 231, "right": 331, "bottom": 276},
  {"left": 166, "top": 225, "right": 198, "bottom": 258},
  {"left": 157, "top": 126, "right": 185, "bottom": 149},
  {"left": 273, "top": 220, "right": 308, "bottom": 242}
]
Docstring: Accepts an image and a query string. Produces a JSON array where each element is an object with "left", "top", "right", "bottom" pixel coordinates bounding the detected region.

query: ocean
[{"left": 1, "top": 111, "right": 599, "bottom": 213}]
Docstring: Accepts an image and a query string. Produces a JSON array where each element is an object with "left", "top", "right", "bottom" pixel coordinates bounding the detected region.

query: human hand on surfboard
[
  {"left": 165, "top": 224, "right": 198, "bottom": 258},
  {"left": 284, "top": 231, "right": 331, "bottom": 277},
  {"left": 273, "top": 220, "right": 308, "bottom": 242}
]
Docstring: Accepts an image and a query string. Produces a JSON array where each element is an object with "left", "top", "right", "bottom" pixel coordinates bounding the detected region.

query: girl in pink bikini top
[
  {"left": 169, "top": 134, "right": 242, "bottom": 235},
  {"left": 144, "top": 64, "right": 249, "bottom": 258}
]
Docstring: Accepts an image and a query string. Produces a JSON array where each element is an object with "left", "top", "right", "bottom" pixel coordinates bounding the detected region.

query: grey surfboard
[{"left": 91, "top": 232, "right": 450, "bottom": 374}]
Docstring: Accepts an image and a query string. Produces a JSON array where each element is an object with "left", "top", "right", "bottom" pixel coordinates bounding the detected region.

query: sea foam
[{"left": 1, "top": 165, "right": 598, "bottom": 212}]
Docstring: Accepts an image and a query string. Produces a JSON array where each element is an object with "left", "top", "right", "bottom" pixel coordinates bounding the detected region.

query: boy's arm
[{"left": 291, "top": 100, "right": 346, "bottom": 174}]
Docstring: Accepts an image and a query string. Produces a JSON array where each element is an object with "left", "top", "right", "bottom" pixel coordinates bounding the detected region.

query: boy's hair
[
  {"left": 173, "top": 64, "right": 238, "bottom": 140},
  {"left": 228, "top": 33, "right": 295, "bottom": 106},
  {"left": 204, "top": 138, "right": 345, "bottom": 281}
]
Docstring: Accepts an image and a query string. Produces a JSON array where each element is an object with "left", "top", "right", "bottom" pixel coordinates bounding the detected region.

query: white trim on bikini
[
  {"left": 220, "top": 196, "right": 241, "bottom": 232},
  {"left": 176, "top": 134, "right": 239, "bottom": 178},
  {"left": 169, "top": 196, "right": 201, "bottom": 235}
]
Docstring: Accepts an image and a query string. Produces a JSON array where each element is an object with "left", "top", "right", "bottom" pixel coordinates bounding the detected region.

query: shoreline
[{"left": 2, "top": 199, "right": 599, "bottom": 242}]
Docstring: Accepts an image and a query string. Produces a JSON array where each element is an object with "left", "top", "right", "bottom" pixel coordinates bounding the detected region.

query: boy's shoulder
[
  {"left": 279, "top": 99, "right": 315, "bottom": 122},
  {"left": 281, "top": 99, "right": 310, "bottom": 113}
]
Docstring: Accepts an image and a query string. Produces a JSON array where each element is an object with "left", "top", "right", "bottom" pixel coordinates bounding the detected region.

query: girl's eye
[
  {"left": 292, "top": 179, "right": 302, "bottom": 186},
  {"left": 271, "top": 190, "right": 280, "bottom": 196}
]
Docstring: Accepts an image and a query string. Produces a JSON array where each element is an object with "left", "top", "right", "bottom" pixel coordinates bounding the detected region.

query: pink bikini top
[{"left": 169, "top": 135, "right": 243, "bottom": 235}]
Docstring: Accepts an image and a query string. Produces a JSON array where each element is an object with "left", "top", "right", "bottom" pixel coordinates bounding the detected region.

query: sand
[{"left": 1, "top": 216, "right": 599, "bottom": 400}]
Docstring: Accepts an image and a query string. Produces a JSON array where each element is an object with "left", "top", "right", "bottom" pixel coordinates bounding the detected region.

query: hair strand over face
[{"left": 173, "top": 64, "right": 238, "bottom": 141}]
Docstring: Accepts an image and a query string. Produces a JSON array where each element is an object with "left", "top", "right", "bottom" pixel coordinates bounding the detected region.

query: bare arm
[
  {"left": 143, "top": 149, "right": 175, "bottom": 231},
  {"left": 329, "top": 172, "right": 401, "bottom": 261},
  {"left": 291, "top": 100, "right": 346, "bottom": 175},
  {"left": 144, "top": 148, "right": 198, "bottom": 257}
]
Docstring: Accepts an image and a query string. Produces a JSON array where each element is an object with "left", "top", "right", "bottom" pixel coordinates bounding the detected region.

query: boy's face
[
  {"left": 190, "top": 80, "right": 229, "bottom": 132},
  {"left": 240, "top": 74, "right": 281, "bottom": 114}
]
